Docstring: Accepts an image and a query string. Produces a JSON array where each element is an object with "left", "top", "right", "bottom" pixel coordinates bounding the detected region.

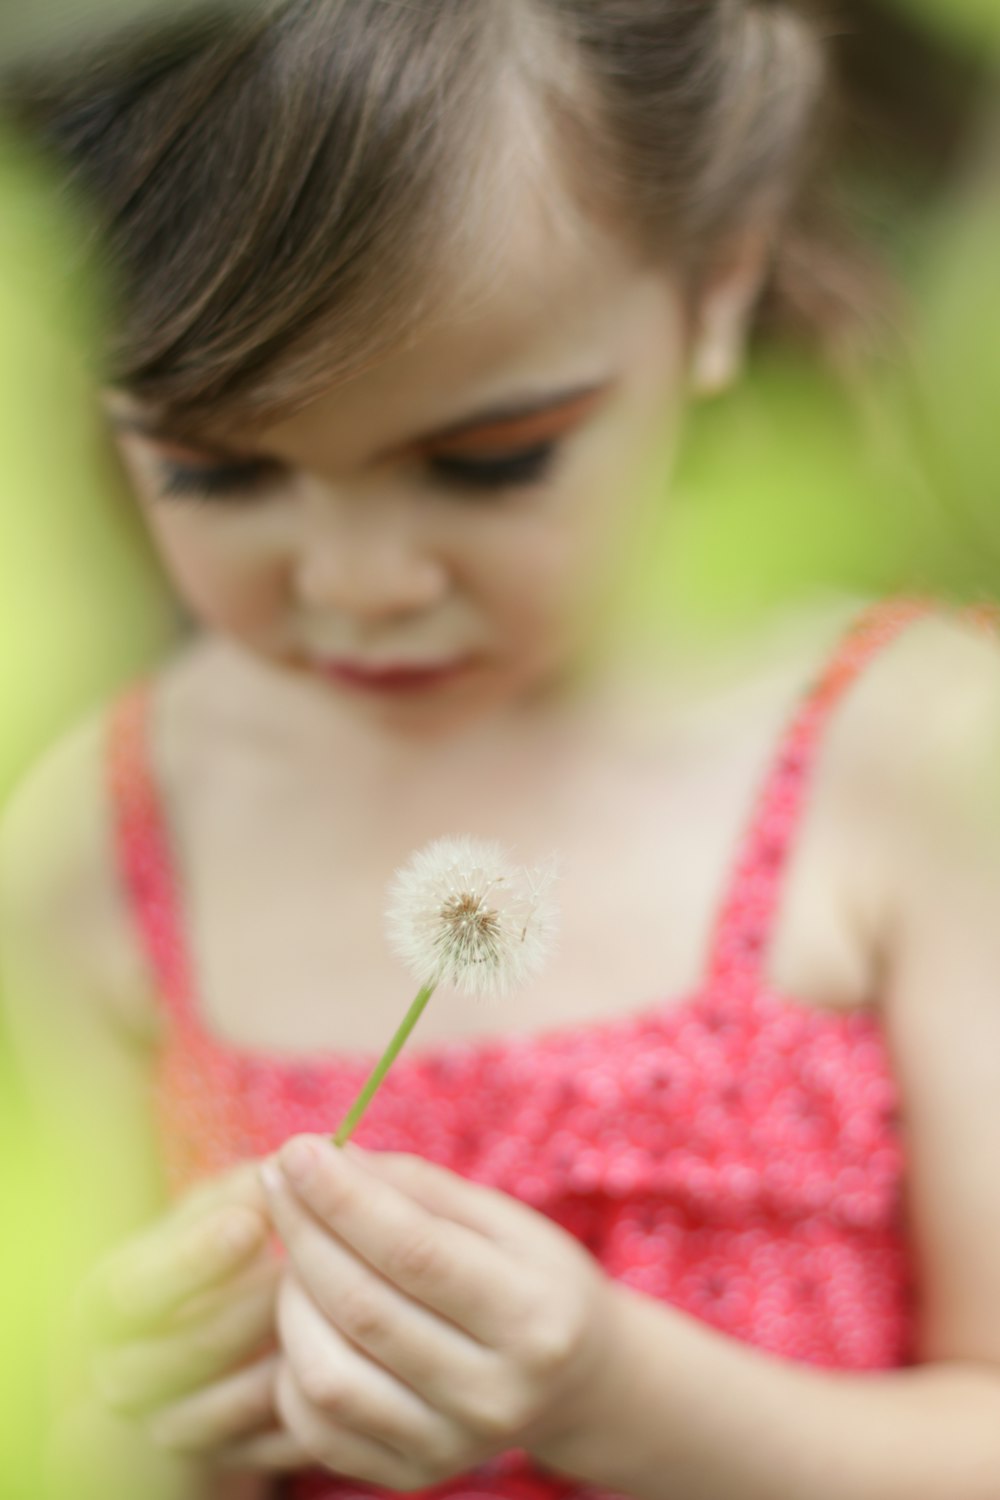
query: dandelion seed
[{"left": 386, "top": 835, "right": 560, "bottom": 1001}]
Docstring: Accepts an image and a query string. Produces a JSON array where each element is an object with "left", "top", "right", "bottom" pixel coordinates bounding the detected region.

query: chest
[{"left": 169, "top": 728, "right": 870, "bottom": 1057}]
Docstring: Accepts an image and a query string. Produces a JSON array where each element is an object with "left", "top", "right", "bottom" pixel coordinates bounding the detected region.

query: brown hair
[{"left": 4, "top": 0, "right": 868, "bottom": 430}]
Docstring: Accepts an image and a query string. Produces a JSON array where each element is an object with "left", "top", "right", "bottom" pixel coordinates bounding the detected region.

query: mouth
[{"left": 313, "top": 656, "right": 476, "bottom": 696}]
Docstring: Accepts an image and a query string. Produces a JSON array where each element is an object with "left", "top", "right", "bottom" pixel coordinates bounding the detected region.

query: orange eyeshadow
[{"left": 408, "top": 388, "right": 611, "bottom": 460}]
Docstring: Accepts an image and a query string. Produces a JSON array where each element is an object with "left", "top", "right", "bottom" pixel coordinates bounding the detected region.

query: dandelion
[
  {"left": 386, "top": 835, "right": 560, "bottom": 1001},
  {"left": 333, "top": 836, "right": 560, "bottom": 1145}
]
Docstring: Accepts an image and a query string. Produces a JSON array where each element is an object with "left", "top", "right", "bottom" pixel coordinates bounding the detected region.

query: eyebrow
[{"left": 108, "top": 379, "right": 615, "bottom": 461}]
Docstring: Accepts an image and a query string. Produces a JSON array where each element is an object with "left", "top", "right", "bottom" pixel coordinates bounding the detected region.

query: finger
[
  {"left": 267, "top": 1138, "right": 520, "bottom": 1342},
  {"left": 278, "top": 1273, "right": 459, "bottom": 1462},
  {"left": 147, "top": 1354, "right": 281, "bottom": 1455},
  {"left": 348, "top": 1148, "right": 538, "bottom": 1245},
  {"left": 169, "top": 1253, "right": 280, "bottom": 1332},
  {"left": 82, "top": 1205, "right": 268, "bottom": 1339},
  {"left": 263, "top": 1165, "right": 494, "bottom": 1391},
  {"left": 94, "top": 1277, "right": 276, "bottom": 1415},
  {"left": 173, "top": 1162, "right": 270, "bottom": 1227},
  {"left": 265, "top": 1173, "right": 489, "bottom": 1397},
  {"left": 275, "top": 1359, "right": 417, "bottom": 1490},
  {"left": 215, "top": 1428, "right": 314, "bottom": 1472}
]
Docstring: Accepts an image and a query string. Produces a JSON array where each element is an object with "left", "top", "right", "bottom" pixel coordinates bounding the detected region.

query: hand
[
  {"left": 78, "top": 1161, "right": 312, "bottom": 1472},
  {"left": 261, "top": 1135, "right": 623, "bottom": 1491}
]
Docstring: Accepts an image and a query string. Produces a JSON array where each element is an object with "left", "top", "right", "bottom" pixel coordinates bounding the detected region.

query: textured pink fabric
[{"left": 106, "top": 600, "right": 988, "bottom": 1499}]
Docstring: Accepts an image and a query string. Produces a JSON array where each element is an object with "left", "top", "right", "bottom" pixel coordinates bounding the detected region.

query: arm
[
  {"left": 532, "top": 616, "right": 1000, "bottom": 1500},
  {"left": 0, "top": 717, "right": 277, "bottom": 1500},
  {"left": 541, "top": 1277, "right": 1000, "bottom": 1500}
]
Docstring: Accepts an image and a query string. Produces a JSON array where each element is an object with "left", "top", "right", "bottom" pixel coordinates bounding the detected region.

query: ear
[{"left": 689, "top": 230, "right": 773, "bottom": 397}]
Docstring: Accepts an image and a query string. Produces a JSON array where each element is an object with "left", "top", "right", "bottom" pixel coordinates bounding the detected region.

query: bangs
[{"left": 8, "top": 0, "right": 526, "bottom": 427}]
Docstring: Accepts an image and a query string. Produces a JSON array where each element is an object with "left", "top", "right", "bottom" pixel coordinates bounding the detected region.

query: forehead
[
  {"left": 251, "top": 195, "right": 681, "bottom": 467},
  {"left": 111, "top": 139, "right": 683, "bottom": 460}
]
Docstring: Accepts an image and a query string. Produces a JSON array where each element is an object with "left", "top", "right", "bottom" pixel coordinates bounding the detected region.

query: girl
[{"left": 3, "top": 3, "right": 1000, "bottom": 1498}]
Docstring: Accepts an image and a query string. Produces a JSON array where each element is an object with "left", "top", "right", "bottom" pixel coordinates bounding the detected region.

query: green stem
[{"left": 331, "top": 983, "right": 437, "bottom": 1147}]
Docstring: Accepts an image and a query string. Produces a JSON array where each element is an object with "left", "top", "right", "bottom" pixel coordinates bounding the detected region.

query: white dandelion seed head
[{"left": 385, "top": 835, "right": 561, "bottom": 1001}]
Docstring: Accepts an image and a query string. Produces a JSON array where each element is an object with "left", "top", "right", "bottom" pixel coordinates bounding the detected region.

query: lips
[{"left": 315, "top": 656, "right": 474, "bottom": 694}]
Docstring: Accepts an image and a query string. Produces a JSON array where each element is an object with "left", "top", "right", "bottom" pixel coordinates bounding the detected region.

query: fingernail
[
  {"left": 279, "top": 1137, "right": 321, "bottom": 1187},
  {"left": 259, "top": 1159, "right": 284, "bottom": 1196}
]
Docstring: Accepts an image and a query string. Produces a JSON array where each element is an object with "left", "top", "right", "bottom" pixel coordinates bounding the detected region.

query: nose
[{"left": 293, "top": 492, "right": 448, "bottom": 621}]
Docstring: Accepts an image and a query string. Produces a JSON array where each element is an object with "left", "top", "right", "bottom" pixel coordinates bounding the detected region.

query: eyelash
[
  {"left": 157, "top": 460, "right": 277, "bottom": 501},
  {"left": 428, "top": 443, "right": 557, "bottom": 492},
  {"left": 155, "top": 443, "right": 559, "bottom": 503}
]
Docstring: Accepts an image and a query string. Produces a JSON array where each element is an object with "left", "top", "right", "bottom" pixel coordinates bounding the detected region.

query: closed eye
[
  {"left": 427, "top": 443, "right": 558, "bottom": 493},
  {"left": 156, "top": 458, "right": 282, "bottom": 501},
  {"left": 153, "top": 444, "right": 559, "bottom": 501}
]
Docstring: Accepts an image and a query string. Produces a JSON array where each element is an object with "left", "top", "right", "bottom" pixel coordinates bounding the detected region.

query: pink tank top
[{"left": 106, "top": 599, "right": 991, "bottom": 1499}]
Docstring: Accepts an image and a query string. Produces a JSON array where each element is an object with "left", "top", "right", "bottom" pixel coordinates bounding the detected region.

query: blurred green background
[
  {"left": 2, "top": 0, "right": 999, "bottom": 1494},
  {"left": 0, "top": 133, "right": 175, "bottom": 1500}
]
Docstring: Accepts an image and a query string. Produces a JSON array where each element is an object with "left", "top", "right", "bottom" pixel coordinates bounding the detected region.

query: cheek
[
  {"left": 465, "top": 506, "right": 615, "bottom": 648},
  {"left": 143, "top": 508, "right": 289, "bottom": 635},
  {"left": 480, "top": 414, "right": 678, "bottom": 646}
]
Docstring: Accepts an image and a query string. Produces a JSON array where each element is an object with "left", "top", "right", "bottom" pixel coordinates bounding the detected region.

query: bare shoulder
[
  {"left": 0, "top": 702, "right": 162, "bottom": 1048},
  {"left": 867, "top": 604, "right": 997, "bottom": 727},
  {"left": 842, "top": 606, "right": 1000, "bottom": 836},
  {"left": 727, "top": 597, "right": 999, "bottom": 1018}
]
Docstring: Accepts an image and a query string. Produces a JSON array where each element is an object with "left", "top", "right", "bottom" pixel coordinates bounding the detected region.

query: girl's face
[{"left": 109, "top": 197, "right": 735, "bottom": 737}]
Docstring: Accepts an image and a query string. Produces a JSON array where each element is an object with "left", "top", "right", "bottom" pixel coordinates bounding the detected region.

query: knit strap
[
  {"left": 106, "top": 683, "right": 198, "bottom": 1027},
  {"left": 704, "top": 598, "right": 933, "bottom": 992}
]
